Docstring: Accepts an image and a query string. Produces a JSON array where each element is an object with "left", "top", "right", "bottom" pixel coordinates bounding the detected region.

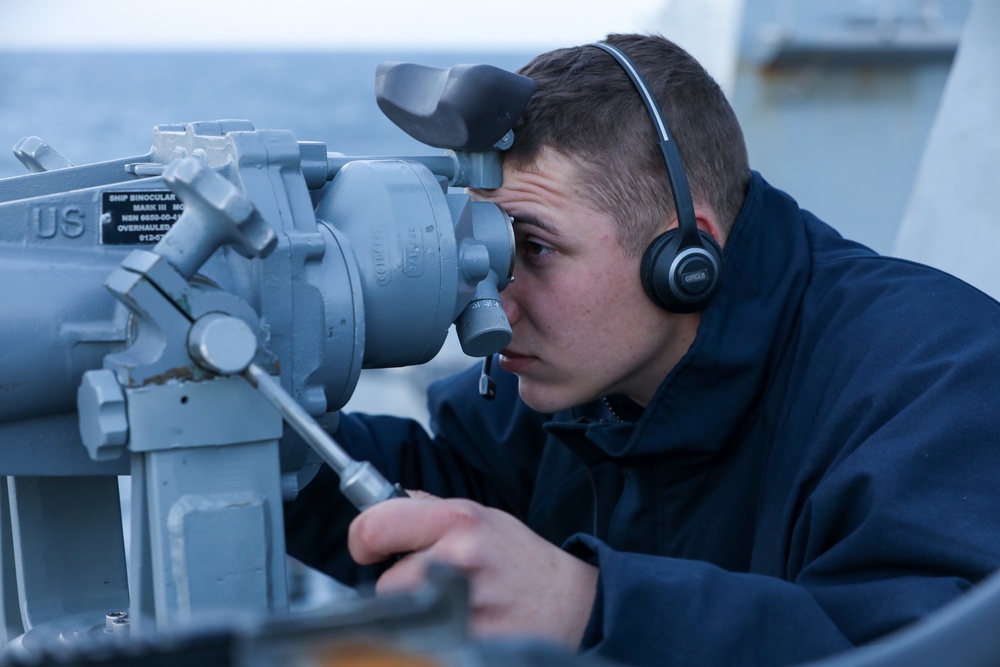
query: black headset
[{"left": 590, "top": 42, "right": 723, "bottom": 313}]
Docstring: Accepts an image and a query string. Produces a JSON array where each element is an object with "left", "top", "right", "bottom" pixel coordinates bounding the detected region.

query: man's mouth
[{"left": 498, "top": 348, "right": 536, "bottom": 373}]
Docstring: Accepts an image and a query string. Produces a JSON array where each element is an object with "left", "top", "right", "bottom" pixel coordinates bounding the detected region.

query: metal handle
[
  {"left": 186, "top": 312, "right": 404, "bottom": 512},
  {"left": 243, "top": 363, "right": 404, "bottom": 511}
]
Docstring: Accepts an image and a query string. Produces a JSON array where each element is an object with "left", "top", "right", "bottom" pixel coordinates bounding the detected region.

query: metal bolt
[{"left": 105, "top": 611, "right": 129, "bottom": 637}]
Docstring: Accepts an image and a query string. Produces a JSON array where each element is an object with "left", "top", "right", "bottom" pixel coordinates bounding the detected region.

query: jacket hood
[{"left": 549, "top": 172, "right": 817, "bottom": 463}]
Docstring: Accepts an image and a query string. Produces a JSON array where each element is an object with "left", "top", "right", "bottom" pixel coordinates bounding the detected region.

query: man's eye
[{"left": 524, "top": 240, "right": 554, "bottom": 257}]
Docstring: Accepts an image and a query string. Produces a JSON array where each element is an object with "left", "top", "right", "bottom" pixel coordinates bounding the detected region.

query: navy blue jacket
[{"left": 285, "top": 173, "right": 1000, "bottom": 666}]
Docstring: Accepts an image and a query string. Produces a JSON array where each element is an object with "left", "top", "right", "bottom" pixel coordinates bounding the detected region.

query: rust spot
[{"left": 142, "top": 366, "right": 196, "bottom": 386}]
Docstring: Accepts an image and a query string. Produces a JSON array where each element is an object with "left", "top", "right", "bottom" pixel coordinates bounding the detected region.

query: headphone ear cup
[
  {"left": 641, "top": 230, "right": 723, "bottom": 313},
  {"left": 641, "top": 229, "right": 681, "bottom": 309}
]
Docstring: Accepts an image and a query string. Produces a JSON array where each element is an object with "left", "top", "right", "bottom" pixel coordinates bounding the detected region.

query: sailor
[{"left": 286, "top": 33, "right": 1000, "bottom": 666}]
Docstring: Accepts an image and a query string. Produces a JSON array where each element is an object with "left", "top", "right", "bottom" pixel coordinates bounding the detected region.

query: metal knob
[
  {"left": 187, "top": 313, "right": 258, "bottom": 376},
  {"left": 77, "top": 369, "right": 129, "bottom": 461}
]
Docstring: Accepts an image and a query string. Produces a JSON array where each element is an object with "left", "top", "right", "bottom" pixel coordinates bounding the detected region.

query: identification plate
[{"left": 101, "top": 191, "right": 183, "bottom": 245}]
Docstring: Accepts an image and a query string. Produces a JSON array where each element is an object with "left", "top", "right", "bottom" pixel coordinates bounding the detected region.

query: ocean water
[
  {"left": 0, "top": 51, "right": 534, "bottom": 178},
  {"left": 0, "top": 50, "right": 534, "bottom": 425}
]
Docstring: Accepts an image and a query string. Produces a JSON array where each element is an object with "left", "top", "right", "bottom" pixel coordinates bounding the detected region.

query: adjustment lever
[
  {"left": 187, "top": 312, "right": 406, "bottom": 511},
  {"left": 244, "top": 364, "right": 408, "bottom": 511}
]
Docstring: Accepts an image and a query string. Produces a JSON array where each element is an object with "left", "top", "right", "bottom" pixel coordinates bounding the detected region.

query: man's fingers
[
  {"left": 373, "top": 550, "right": 439, "bottom": 594},
  {"left": 348, "top": 495, "right": 480, "bottom": 565}
]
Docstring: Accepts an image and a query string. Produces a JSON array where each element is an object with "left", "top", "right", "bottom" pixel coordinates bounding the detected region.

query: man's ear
[
  {"left": 694, "top": 206, "right": 725, "bottom": 248},
  {"left": 654, "top": 205, "right": 725, "bottom": 248}
]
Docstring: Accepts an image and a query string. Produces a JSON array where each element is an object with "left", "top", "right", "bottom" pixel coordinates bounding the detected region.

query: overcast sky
[{"left": 0, "top": 0, "right": 666, "bottom": 51}]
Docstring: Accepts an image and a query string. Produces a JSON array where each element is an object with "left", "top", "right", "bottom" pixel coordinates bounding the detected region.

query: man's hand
[{"left": 348, "top": 494, "right": 598, "bottom": 648}]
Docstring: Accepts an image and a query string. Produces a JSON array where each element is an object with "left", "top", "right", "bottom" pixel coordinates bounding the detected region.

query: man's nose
[{"left": 500, "top": 279, "right": 520, "bottom": 326}]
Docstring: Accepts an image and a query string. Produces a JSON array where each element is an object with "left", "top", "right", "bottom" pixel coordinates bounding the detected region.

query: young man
[{"left": 285, "top": 33, "right": 1000, "bottom": 666}]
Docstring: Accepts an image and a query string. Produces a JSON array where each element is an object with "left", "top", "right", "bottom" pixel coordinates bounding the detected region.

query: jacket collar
[{"left": 547, "top": 172, "right": 812, "bottom": 464}]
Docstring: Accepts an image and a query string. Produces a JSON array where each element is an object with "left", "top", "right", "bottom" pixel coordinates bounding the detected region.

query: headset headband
[{"left": 588, "top": 42, "right": 700, "bottom": 249}]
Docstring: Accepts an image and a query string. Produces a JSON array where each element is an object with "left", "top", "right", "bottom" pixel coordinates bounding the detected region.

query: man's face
[{"left": 472, "top": 150, "right": 698, "bottom": 413}]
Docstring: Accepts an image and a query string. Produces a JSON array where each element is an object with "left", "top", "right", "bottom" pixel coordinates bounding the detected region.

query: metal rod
[
  {"left": 244, "top": 363, "right": 354, "bottom": 473},
  {"left": 243, "top": 363, "right": 402, "bottom": 510}
]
